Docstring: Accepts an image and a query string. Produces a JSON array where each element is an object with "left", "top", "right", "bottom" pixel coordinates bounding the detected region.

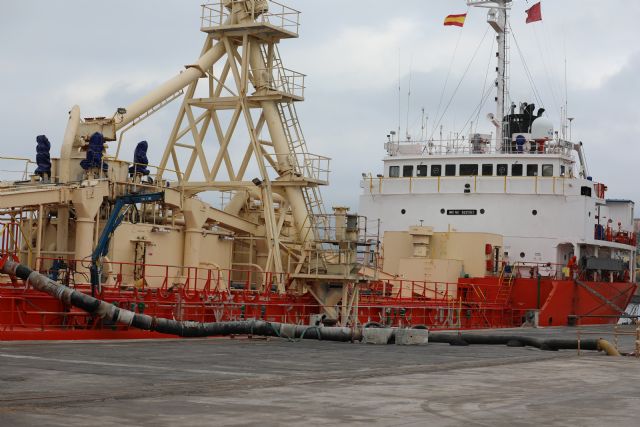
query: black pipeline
[
  {"left": 0, "top": 258, "right": 358, "bottom": 341},
  {"left": 429, "top": 332, "right": 619, "bottom": 355}
]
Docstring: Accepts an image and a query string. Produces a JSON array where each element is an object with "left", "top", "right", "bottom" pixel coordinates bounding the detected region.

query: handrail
[
  {"left": 32, "top": 256, "right": 290, "bottom": 294},
  {"left": 385, "top": 138, "right": 575, "bottom": 157},
  {"left": 201, "top": 1, "right": 301, "bottom": 35},
  {"left": 0, "top": 156, "right": 36, "bottom": 181}
]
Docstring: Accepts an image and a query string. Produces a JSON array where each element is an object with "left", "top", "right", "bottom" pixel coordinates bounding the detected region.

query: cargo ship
[{"left": 0, "top": 0, "right": 636, "bottom": 340}]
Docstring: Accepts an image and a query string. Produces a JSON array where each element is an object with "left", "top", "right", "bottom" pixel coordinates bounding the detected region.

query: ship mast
[{"left": 467, "top": 0, "right": 511, "bottom": 150}]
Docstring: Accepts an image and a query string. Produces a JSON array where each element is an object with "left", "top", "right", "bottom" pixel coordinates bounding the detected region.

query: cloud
[{"left": 1, "top": 0, "right": 639, "bottom": 211}]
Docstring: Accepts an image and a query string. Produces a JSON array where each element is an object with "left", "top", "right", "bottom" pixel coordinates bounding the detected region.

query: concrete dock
[{"left": 0, "top": 326, "right": 638, "bottom": 426}]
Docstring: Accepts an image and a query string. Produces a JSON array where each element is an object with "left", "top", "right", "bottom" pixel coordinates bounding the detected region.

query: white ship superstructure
[{"left": 359, "top": 0, "right": 636, "bottom": 281}]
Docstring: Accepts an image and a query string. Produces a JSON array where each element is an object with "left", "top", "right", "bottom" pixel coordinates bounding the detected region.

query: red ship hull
[{"left": 0, "top": 275, "right": 635, "bottom": 340}]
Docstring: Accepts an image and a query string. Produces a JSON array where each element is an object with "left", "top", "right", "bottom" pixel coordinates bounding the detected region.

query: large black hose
[
  {"left": 0, "top": 258, "right": 358, "bottom": 341},
  {"left": 429, "top": 332, "right": 600, "bottom": 351}
]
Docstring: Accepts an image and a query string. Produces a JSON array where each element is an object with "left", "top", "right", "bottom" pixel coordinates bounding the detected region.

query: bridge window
[
  {"left": 542, "top": 164, "right": 553, "bottom": 176},
  {"left": 526, "top": 164, "right": 538, "bottom": 176},
  {"left": 560, "top": 165, "right": 566, "bottom": 176},
  {"left": 389, "top": 166, "right": 399, "bottom": 177},
  {"left": 417, "top": 165, "right": 428, "bottom": 177},
  {"left": 482, "top": 164, "right": 493, "bottom": 176},
  {"left": 431, "top": 165, "right": 442, "bottom": 176},
  {"left": 445, "top": 164, "right": 456, "bottom": 176},
  {"left": 460, "top": 164, "right": 479, "bottom": 176},
  {"left": 497, "top": 164, "right": 508, "bottom": 176},
  {"left": 511, "top": 164, "right": 523, "bottom": 176},
  {"left": 403, "top": 165, "right": 414, "bottom": 177}
]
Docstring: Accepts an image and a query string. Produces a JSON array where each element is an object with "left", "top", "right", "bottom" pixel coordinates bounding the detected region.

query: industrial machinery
[
  {"left": 0, "top": 1, "right": 636, "bottom": 339},
  {"left": 0, "top": 0, "right": 377, "bottom": 336},
  {"left": 90, "top": 192, "right": 164, "bottom": 296}
]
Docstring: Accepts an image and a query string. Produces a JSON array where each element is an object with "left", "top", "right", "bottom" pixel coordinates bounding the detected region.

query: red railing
[
  {"left": 33, "top": 257, "right": 291, "bottom": 297},
  {"left": 594, "top": 224, "right": 636, "bottom": 246},
  {"left": 0, "top": 256, "right": 539, "bottom": 335}
]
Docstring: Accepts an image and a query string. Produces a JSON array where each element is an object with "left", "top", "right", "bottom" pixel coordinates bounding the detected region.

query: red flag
[{"left": 525, "top": 2, "right": 542, "bottom": 23}]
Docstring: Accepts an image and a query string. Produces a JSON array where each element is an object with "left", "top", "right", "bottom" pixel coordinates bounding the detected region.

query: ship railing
[
  {"left": 0, "top": 288, "right": 530, "bottom": 331},
  {"left": 361, "top": 279, "right": 461, "bottom": 302},
  {"left": 267, "top": 153, "right": 330, "bottom": 184},
  {"left": 385, "top": 139, "right": 574, "bottom": 157},
  {"left": 594, "top": 224, "right": 637, "bottom": 247},
  {"left": 1, "top": 268, "right": 532, "bottom": 330},
  {"left": 362, "top": 174, "right": 575, "bottom": 197},
  {"left": 30, "top": 257, "right": 291, "bottom": 296},
  {"left": 2, "top": 156, "right": 185, "bottom": 189},
  {"left": 503, "top": 262, "right": 564, "bottom": 280},
  {"left": 200, "top": 1, "right": 301, "bottom": 36},
  {"left": 296, "top": 214, "right": 379, "bottom": 276},
  {"left": 252, "top": 66, "right": 305, "bottom": 99},
  {"left": 352, "top": 303, "right": 530, "bottom": 330},
  {"left": 0, "top": 287, "right": 323, "bottom": 331},
  {"left": 0, "top": 278, "right": 532, "bottom": 331},
  {"left": 575, "top": 323, "right": 640, "bottom": 357},
  {"left": 0, "top": 156, "right": 37, "bottom": 182},
  {"left": 103, "top": 158, "right": 185, "bottom": 187}
]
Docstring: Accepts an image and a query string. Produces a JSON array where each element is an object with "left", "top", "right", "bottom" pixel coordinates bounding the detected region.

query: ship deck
[{"left": 1, "top": 325, "right": 638, "bottom": 426}]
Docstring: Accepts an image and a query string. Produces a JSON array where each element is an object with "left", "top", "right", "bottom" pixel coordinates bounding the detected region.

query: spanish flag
[{"left": 444, "top": 13, "right": 467, "bottom": 27}]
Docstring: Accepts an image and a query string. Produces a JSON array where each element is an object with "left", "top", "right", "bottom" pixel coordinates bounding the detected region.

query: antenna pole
[
  {"left": 406, "top": 58, "right": 413, "bottom": 140},
  {"left": 564, "top": 56, "right": 569, "bottom": 139},
  {"left": 496, "top": 5, "right": 507, "bottom": 148},
  {"left": 398, "top": 51, "right": 401, "bottom": 142},
  {"left": 467, "top": 0, "right": 511, "bottom": 150}
]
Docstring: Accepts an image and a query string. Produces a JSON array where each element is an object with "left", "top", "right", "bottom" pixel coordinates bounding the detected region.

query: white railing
[
  {"left": 361, "top": 175, "right": 580, "bottom": 196},
  {"left": 385, "top": 139, "right": 575, "bottom": 157},
  {"left": 253, "top": 67, "right": 305, "bottom": 99},
  {"left": 0, "top": 157, "right": 36, "bottom": 182},
  {"left": 296, "top": 153, "right": 330, "bottom": 184},
  {"left": 268, "top": 153, "right": 330, "bottom": 184},
  {"left": 201, "top": 1, "right": 301, "bottom": 35}
]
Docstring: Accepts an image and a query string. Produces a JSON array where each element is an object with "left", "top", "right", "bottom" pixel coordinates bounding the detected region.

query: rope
[
  {"left": 432, "top": 19, "right": 466, "bottom": 130},
  {"left": 429, "top": 26, "right": 491, "bottom": 142},
  {"left": 531, "top": 23, "right": 561, "bottom": 119},
  {"left": 457, "top": 38, "right": 496, "bottom": 137},
  {"left": 298, "top": 325, "right": 322, "bottom": 341},
  {"left": 509, "top": 23, "right": 545, "bottom": 109}
]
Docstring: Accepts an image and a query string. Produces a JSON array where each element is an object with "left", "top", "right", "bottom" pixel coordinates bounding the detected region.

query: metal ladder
[
  {"left": 495, "top": 263, "right": 516, "bottom": 305},
  {"left": 259, "top": 44, "right": 328, "bottom": 228}
]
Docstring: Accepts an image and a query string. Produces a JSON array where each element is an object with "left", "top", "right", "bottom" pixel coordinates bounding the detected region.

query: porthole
[
  {"left": 440, "top": 209, "right": 445, "bottom": 214},
  {"left": 401, "top": 209, "right": 406, "bottom": 215},
  {"left": 532, "top": 209, "right": 537, "bottom": 216},
  {"left": 480, "top": 209, "right": 485, "bottom": 214},
  {"left": 520, "top": 252, "right": 525, "bottom": 258}
]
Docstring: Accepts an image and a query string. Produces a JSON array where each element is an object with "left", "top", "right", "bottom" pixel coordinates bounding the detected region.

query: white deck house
[{"left": 359, "top": 135, "right": 636, "bottom": 280}]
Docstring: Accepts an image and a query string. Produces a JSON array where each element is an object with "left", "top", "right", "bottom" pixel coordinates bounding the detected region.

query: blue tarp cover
[
  {"left": 80, "top": 132, "right": 108, "bottom": 171},
  {"left": 129, "top": 140, "right": 150, "bottom": 175},
  {"left": 34, "top": 134, "right": 52, "bottom": 175}
]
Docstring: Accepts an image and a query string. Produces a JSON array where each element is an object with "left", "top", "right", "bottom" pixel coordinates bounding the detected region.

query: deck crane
[{"left": 90, "top": 192, "right": 164, "bottom": 296}]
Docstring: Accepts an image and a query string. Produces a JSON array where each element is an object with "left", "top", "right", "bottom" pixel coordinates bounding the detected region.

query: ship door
[
  {"left": 132, "top": 239, "right": 154, "bottom": 287},
  {"left": 556, "top": 243, "right": 574, "bottom": 266}
]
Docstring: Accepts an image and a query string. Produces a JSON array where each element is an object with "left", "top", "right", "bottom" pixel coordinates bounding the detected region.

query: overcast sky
[{"left": 1, "top": 0, "right": 639, "bottom": 213}]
